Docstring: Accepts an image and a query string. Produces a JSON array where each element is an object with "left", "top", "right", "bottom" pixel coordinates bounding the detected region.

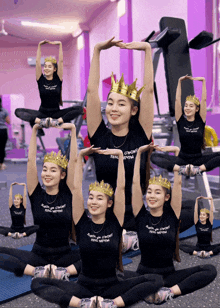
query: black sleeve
[
  {"left": 75, "top": 211, "right": 88, "bottom": 242},
  {"left": 135, "top": 204, "right": 146, "bottom": 222},
  {"left": 28, "top": 182, "right": 43, "bottom": 200},
  {"left": 89, "top": 119, "right": 109, "bottom": 143},
  {"left": 37, "top": 74, "right": 43, "bottom": 83}
]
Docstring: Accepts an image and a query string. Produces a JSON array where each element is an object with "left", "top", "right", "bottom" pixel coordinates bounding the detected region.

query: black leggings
[
  {"left": 123, "top": 263, "right": 216, "bottom": 296},
  {"left": 151, "top": 152, "right": 220, "bottom": 172},
  {"left": 0, "top": 128, "right": 8, "bottom": 164},
  {"left": 31, "top": 273, "right": 163, "bottom": 307},
  {"left": 180, "top": 242, "right": 220, "bottom": 255},
  {"left": 0, "top": 225, "right": 39, "bottom": 237},
  {"left": 15, "top": 106, "right": 83, "bottom": 126},
  {"left": 0, "top": 244, "right": 81, "bottom": 277}
]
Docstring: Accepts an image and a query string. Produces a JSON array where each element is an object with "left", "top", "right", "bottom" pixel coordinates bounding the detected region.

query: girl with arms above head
[
  {"left": 0, "top": 182, "right": 38, "bottom": 239},
  {"left": 0, "top": 123, "right": 81, "bottom": 280},
  {"left": 180, "top": 196, "right": 220, "bottom": 258},
  {"left": 31, "top": 147, "right": 163, "bottom": 308},
  {"left": 151, "top": 75, "right": 220, "bottom": 176},
  {"left": 87, "top": 38, "right": 154, "bottom": 231},
  {"left": 128, "top": 143, "right": 217, "bottom": 305},
  {"left": 15, "top": 40, "right": 83, "bottom": 128},
  {"left": 0, "top": 95, "right": 10, "bottom": 170}
]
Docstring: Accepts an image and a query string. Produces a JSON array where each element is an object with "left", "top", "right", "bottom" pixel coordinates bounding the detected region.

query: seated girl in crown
[
  {"left": 87, "top": 38, "right": 154, "bottom": 231},
  {"left": 31, "top": 146, "right": 163, "bottom": 308},
  {"left": 151, "top": 75, "right": 220, "bottom": 176},
  {"left": 180, "top": 196, "right": 220, "bottom": 258},
  {"left": 15, "top": 40, "right": 83, "bottom": 129},
  {"left": 0, "top": 182, "right": 38, "bottom": 239},
  {"left": 122, "top": 143, "right": 217, "bottom": 305},
  {"left": 0, "top": 122, "right": 81, "bottom": 280}
]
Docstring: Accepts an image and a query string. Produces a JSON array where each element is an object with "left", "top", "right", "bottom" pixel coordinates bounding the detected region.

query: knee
[
  {"left": 31, "top": 278, "right": 45, "bottom": 293},
  {"left": 200, "top": 264, "right": 217, "bottom": 280}
]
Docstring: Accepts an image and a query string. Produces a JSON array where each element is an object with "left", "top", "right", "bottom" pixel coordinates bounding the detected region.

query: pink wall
[
  {"left": 0, "top": 40, "right": 80, "bottom": 149},
  {"left": 89, "top": 2, "right": 120, "bottom": 100},
  {"left": 132, "top": 0, "right": 188, "bottom": 115}
]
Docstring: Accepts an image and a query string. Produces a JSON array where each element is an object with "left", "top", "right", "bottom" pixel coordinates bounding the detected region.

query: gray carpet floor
[{"left": 0, "top": 162, "right": 220, "bottom": 308}]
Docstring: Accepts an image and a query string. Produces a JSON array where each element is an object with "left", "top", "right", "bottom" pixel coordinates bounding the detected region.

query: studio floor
[{"left": 0, "top": 162, "right": 220, "bottom": 308}]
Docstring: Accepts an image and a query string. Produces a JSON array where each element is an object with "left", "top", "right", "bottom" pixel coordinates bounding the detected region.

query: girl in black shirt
[
  {"left": 0, "top": 123, "right": 80, "bottom": 280},
  {"left": 0, "top": 182, "right": 38, "bottom": 238},
  {"left": 151, "top": 76, "right": 220, "bottom": 176},
  {"left": 130, "top": 143, "right": 217, "bottom": 304},
  {"left": 15, "top": 40, "right": 82, "bottom": 128},
  {"left": 31, "top": 147, "right": 163, "bottom": 308},
  {"left": 87, "top": 38, "right": 154, "bottom": 230},
  {"left": 180, "top": 196, "right": 220, "bottom": 257}
]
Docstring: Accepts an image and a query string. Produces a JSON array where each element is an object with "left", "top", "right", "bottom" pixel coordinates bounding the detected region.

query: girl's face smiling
[
  {"left": 43, "top": 61, "right": 56, "bottom": 78},
  {"left": 41, "top": 162, "right": 65, "bottom": 189},
  {"left": 87, "top": 190, "right": 112, "bottom": 221},
  {"left": 105, "top": 92, "right": 138, "bottom": 128},
  {"left": 184, "top": 101, "right": 198, "bottom": 118},
  {"left": 146, "top": 184, "right": 170, "bottom": 212},
  {"left": 14, "top": 196, "right": 22, "bottom": 208}
]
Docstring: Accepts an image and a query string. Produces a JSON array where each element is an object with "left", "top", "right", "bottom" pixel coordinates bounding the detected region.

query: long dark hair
[
  {"left": 0, "top": 96, "right": 2, "bottom": 111},
  {"left": 52, "top": 62, "right": 63, "bottom": 107}
]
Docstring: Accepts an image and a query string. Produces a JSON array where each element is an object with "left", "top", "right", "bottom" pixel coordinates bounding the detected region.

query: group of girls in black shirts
[{"left": 0, "top": 37, "right": 219, "bottom": 307}]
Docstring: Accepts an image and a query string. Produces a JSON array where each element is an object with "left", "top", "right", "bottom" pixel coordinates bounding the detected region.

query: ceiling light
[
  {"left": 117, "top": 0, "right": 126, "bottom": 18},
  {"left": 77, "top": 35, "right": 84, "bottom": 50},
  {"left": 21, "top": 21, "right": 65, "bottom": 30}
]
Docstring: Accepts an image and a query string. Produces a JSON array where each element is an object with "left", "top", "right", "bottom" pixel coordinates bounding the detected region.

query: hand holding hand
[
  {"left": 118, "top": 41, "right": 151, "bottom": 51},
  {"left": 138, "top": 142, "right": 157, "bottom": 154},
  {"left": 39, "top": 40, "right": 49, "bottom": 45},
  {"left": 79, "top": 145, "right": 101, "bottom": 157},
  {"left": 57, "top": 123, "right": 76, "bottom": 130},
  {"left": 95, "top": 37, "right": 123, "bottom": 51},
  {"left": 48, "top": 41, "right": 62, "bottom": 45},
  {"left": 11, "top": 182, "right": 18, "bottom": 186},
  {"left": 96, "top": 148, "right": 123, "bottom": 156},
  {"left": 179, "top": 75, "right": 191, "bottom": 81}
]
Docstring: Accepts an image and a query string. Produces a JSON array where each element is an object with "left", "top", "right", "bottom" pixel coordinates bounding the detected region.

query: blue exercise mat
[
  {"left": 0, "top": 244, "right": 138, "bottom": 304},
  {"left": 180, "top": 219, "right": 220, "bottom": 239}
]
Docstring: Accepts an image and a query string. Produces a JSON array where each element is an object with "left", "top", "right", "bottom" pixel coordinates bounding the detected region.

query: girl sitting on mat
[
  {"left": 151, "top": 75, "right": 220, "bottom": 176},
  {"left": 87, "top": 38, "right": 154, "bottom": 231},
  {"left": 180, "top": 196, "right": 220, "bottom": 258},
  {"left": 31, "top": 146, "right": 163, "bottom": 308},
  {"left": 0, "top": 182, "right": 38, "bottom": 239},
  {"left": 128, "top": 142, "right": 217, "bottom": 305},
  {"left": 15, "top": 40, "right": 83, "bottom": 128},
  {"left": 0, "top": 123, "right": 81, "bottom": 280}
]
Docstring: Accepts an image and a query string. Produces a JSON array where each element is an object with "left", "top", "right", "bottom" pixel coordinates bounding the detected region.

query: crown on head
[
  {"left": 200, "top": 208, "right": 210, "bottom": 214},
  {"left": 149, "top": 175, "right": 171, "bottom": 190},
  {"left": 186, "top": 95, "right": 200, "bottom": 106},
  {"left": 44, "top": 151, "right": 68, "bottom": 169},
  {"left": 89, "top": 180, "right": 114, "bottom": 197},
  {"left": 14, "top": 194, "right": 23, "bottom": 200},
  {"left": 110, "top": 72, "right": 145, "bottom": 102},
  {"left": 44, "top": 56, "right": 57, "bottom": 64}
]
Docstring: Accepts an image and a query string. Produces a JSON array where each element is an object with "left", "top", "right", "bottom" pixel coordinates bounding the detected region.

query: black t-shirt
[
  {"left": 135, "top": 205, "right": 179, "bottom": 269},
  {"left": 10, "top": 204, "right": 25, "bottom": 228},
  {"left": 75, "top": 211, "right": 122, "bottom": 279},
  {"left": 177, "top": 113, "right": 205, "bottom": 155},
  {"left": 37, "top": 74, "right": 62, "bottom": 110},
  {"left": 89, "top": 119, "right": 150, "bottom": 208},
  {"left": 196, "top": 220, "right": 212, "bottom": 246},
  {"left": 29, "top": 182, "right": 72, "bottom": 248}
]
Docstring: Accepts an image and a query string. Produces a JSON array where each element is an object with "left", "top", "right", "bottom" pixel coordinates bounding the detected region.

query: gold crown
[
  {"left": 89, "top": 180, "right": 114, "bottom": 197},
  {"left": 14, "top": 194, "right": 23, "bottom": 199},
  {"left": 44, "top": 56, "right": 57, "bottom": 64},
  {"left": 110, "top": 72, "right": 145, "bottom": 102},
  {"left": 44, "top": 151, "right": 68, "bottom": 169},
  {"left": 149, "top": 175, "right": 171, "bottom": 189},
  {"left": 200, "top": 208, "right": 210, "bottom": 214},
  {"left": 186, "top": 95, "right": 200, "bottom": 106}
]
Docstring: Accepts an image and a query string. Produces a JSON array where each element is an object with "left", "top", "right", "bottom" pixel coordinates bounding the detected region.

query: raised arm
[
  {"left": 27, "top": 125, "right": 39, "bottom": 196},
  {"left": 36, "top": 40, "right": 48, "bottom": 81},
  {"left": 175, "top": 76, "right": 187, "bottom": 122},
  {"left": 97, "top": 149, "right": 125, "bottom": 226},
  {"left": 22, "top": 183, "right": 27, "bottom": 209},
  {"left": 57, "top": 123, "right": 77, "bottom": 192},
  {"left": 8, "top": 182, "right": 16, "bottom": 208},
  {"left": 87, "top": 37, "right": 122, "bottom": 138},
  {"left": 132, "top": 143, "right": 156, "bottom": 216},
  {"left": 170, "top": 171, "right": 182, "bottom": 219},
  {"left": 48, "top": 41, "right": 63, "bottom": 81},
  {"left": 118, "top": 42, "right": 154, "bottom": 139},
  {"left": 189, "top": 77, "right": 206, "bottom": 122},
  {"left": 194, "top": 197, "right": 199, "bottom": 225},
  {"left": 72, "top": 146, "right": 100, "bottom": 224}
]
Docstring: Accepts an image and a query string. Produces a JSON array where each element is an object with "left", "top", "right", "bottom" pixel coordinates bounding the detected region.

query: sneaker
[
  {"left": 50, "top": 119, "right": 62, "bottom": 127},
  {"left": 10, "top": 233, "right": 17, "bottom": 239},
  {"left": 97, "top": 297, "right": 117, "bottom": 308},
  {"left": 1, "top": 163, "right": 6, "bottom": 170},
  {"left": 80, "top": 297, "right": 97, "bottom": 308},
  {"left": 144, "top": 293, "right": 155, "bottom": 304},
  {"left": 154, "top": 287, "right": 174, "bottom": 304},
  {"left": 17, "top": 233, "right": 24, "bottom": 239},
  {"left": 197, "top": 251, "right": 203, "bottom": 258},
  {"left": 33, "top": 264, "right": 51, "bottom": 279},
  {"left": 203, "top": 251, "right": 211, "bottom": 258},
  {"left": 178, "top": 165, "right": 190, "bottom": 176},
  {"left": 122, "top": 231, "right": 139, "bottom": 253},
  {"left": 39, "top": 118, "right": 50, "bottom": 128},
  {"left": 50, "top": 265, "right": 70, "bottom": 281},
  {"left": 190, "top": 165, "right": 202, "bottom": 176}
]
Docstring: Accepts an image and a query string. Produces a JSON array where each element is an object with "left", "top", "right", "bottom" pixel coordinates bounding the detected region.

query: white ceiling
[{"left": 1, "top": 0, "right": 112, "bottom": 47}]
